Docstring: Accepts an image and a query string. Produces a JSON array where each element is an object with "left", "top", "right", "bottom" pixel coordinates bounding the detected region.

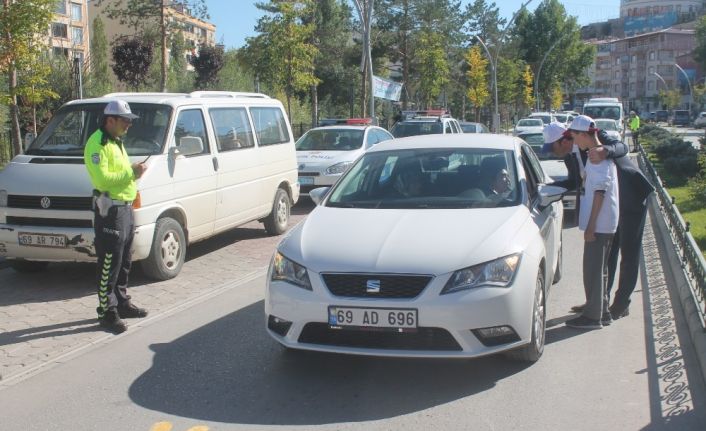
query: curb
[{"left": 648, "top": 195, "right": 706, "bottom": 387}]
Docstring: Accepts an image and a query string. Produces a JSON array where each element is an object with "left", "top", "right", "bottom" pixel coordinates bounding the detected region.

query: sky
[{"left": 206, "top": 0, "right": 622, "bottom": 50}]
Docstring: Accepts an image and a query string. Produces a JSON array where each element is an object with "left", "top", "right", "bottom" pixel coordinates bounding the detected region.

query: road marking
[{"left": 149, "top": 422, "right": 209, "bottom": 431}]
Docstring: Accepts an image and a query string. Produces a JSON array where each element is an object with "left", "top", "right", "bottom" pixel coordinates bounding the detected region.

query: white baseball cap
[
  {"left": 541, "top": 121, "right": 570, "bottom": 153},
  {"left": 104, "top": 99, "right": 139, "bottom": 120},
  {"left": 569, "top": 114, "right": 597, "bottom": 132}
]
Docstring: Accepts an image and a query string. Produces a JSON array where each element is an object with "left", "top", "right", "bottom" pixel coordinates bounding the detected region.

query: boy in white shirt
[{"left": 566, "top": 115, "right": 620, "bottom": 329}]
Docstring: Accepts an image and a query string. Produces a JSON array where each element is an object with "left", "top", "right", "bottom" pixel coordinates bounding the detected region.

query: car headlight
[
  {"left": 440, "top": 253, "right": 521, "bottom": 295},
  {"left": 270, "top": 251, "right": 312, "bottom": 290},
  {"left": 324, "top": 161, "right": 353, "bottom": 176},
  {"left": 0, "top": 189, "right": 7, "bottom": 207}
]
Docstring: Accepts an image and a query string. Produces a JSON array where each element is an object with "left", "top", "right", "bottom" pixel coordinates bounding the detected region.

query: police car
[
  {"left": 296, "top": 119, "right": 394, "bottom": 195},
  {"left": 390, "top": 110, "right": 462, "bottom": 138}
]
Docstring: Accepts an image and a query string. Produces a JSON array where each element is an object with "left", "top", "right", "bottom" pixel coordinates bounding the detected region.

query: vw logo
[
  {"left": 298, "top": 163, "right": 306, "bottom": 171},
  {"left": 40, "top": 196, "right": 51, "bottom": 209},
  {"left": 366, "top": 279, "right": 381, "bottom": 293}
]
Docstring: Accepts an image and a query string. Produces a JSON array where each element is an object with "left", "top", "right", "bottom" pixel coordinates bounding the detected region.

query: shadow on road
[
  {"left": 0, "top": 318, "right": 98, "bottom": 347},
  {"left": 129, "top": 300, "right": 531, "bottom": 425}
]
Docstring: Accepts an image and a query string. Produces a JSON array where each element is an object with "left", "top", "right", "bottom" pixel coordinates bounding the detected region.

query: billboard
[
  {"left": 373, "top": 75, "right": 403, "bottom": 101},
  {"left": 624, "top": 12, "right": 678, "bottom": 36}
]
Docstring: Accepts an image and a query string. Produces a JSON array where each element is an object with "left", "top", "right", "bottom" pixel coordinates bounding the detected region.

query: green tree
[
  {"left": 217, "top": 49, "right": 254, "bottom": 93},
  {"left": 87, "top": 16, "right": 112, "bottom": 97},
  {"left": 111, "top": 36, "right": 154, "bottom": 91},
  {"left": 0, "top": 0, "right": 55, "bottom": 155},
  {"left": 190, "top": 44, "right": 224, "bottom": 89},
  {"left": 521, "top": 64, "right": 535, "bottom": 113},
  {"left": 244, "top": 0, "right": 319, "bottom": 119},
  {"left": 416, "top": 29, "right": 449, "bottom": 108},
  {"left": 465, "top": 45, "right": 490, "bottom": 122},
  {"left": 95, "top": 0, "right": 208, "bottom": 92},
  {"left": 167, "top": 31, "right": 191, "bottom": 92},
  {"left": 659, "top": 89, "right": 682, "bottom": 110},
  {"left": 694, "top": 16, "right": 706, "bottom": 70}
]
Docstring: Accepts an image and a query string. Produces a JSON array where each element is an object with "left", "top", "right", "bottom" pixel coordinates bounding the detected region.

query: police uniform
[{"left": 84, "top": 100, "right": 147, "bottom": 333}]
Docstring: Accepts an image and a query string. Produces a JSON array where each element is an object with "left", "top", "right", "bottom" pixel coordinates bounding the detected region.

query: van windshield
[
  {"left": 26, "top": 103, "right": 172, "bottom": 157},
  {"left": 583, "top": 106, "right": 621, "bottom": 121}
]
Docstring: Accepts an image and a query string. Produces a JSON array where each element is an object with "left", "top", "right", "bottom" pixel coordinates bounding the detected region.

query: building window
[
  {"left": 52, "top": 23, "right": 68, "bottom": 38},
  {"left": 55, "top": 1, "right": 67, "bottom": 14},
  {"left": 615, "top": 57, "right": 621, "bottom": 65},
  {"left": 630, "top": 83, "right": 635, "bottom": 92},
  {"left": 72, "top": 27, "right": 83, "bottom": 44},
  {"left": 53, "top": 47, "right": 69, "bottom": 57},
  {"left": 631, "top": 55, "right": 636, "bottom": 63},
  {"left": 614, "top": 71, "right": 620, "bottom": 79},
  {"left": 71, "top": 3, "right": 82, "bottom": 21},
  {"left": 614, "top": 84, "right": 619, "bottom": 93},
  {"left": 649, "top": 51, "right": 655, "bottom": 60},
  {"left": 649, "top": 66, "right": 655, "bottom": 74}
]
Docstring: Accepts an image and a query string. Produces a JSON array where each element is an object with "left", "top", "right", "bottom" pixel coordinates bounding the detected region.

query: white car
[
  {"left": 296, "top": 119, "right": 393, "bottom": 195},
  {"left": 594, "top": 118, "right": 622, "bottom": 142},
  {"left": 266, "top": 134, "right": 565, "bottom": 362},
  {"left": 514, "top": 118, "right": 544, "bottom": 135}
]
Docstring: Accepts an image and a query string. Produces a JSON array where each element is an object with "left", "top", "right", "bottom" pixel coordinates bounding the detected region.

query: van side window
[
  {"left": 209, "top": 107, "right": 254, "bottom": 152},
  {"left": 174, "top": 109, "right": 210, "bottom": 155},
  {"left": 250, "top": 107, "right": 290, "bottom": 146}
]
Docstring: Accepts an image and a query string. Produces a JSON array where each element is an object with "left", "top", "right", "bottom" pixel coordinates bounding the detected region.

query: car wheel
[
  {"left": 9, "top": 260, "right": 49, "bottom": 273},
  {"left": 141, "top": 217, "right": 185, "bottom": 281},
  {"left": 553, "top": 241, "right": 563, "bottom": 284},
  {"left": 506, "top": 270, "right": 546, "bottom": 362},
  {"left": 263, "top": 188, "right": 290, "bottom": 235}
]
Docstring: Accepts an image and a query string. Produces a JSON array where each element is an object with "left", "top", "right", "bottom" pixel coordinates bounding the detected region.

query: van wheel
[
  {"left": 141, "top": 217, "right": 185, "bottom": 280},
  {"left": 263, "top": 188, "right": 290, "bottom": 235},
  {"left": 9, "top": 260, "right": 49, "bottom": 273}
]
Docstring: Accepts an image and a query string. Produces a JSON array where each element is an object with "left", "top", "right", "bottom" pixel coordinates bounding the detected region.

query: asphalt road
[{"left": 0, "top": 204, "right": 704, "bottom": 431}]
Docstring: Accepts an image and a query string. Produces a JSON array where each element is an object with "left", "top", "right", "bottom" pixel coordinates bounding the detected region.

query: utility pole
[{"left": 352, "top": 0, "right": 375, "bottom": 121}]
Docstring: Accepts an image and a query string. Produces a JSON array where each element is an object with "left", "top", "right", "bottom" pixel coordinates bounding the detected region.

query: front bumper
[
  {"left": 298, "top": 174, "right": 339, "bottom": 195},
  {"left": 264, "top": 264, "right": 537, "bottom": 358}
]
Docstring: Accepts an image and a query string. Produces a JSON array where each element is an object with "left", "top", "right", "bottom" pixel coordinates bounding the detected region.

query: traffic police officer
[{"left": 84, "top": 100, "right": 148, "bottom": 334}]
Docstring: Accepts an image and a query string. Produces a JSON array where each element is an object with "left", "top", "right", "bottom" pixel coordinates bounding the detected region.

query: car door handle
[{"left": 212, "top": 157, "right": 219, "bottom": 171}]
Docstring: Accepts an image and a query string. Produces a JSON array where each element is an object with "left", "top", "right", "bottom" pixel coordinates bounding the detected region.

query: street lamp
[
  {"left": 673, "top": 63, "right": 693, "bottom": 114},
  {"left": 651, "top": 71, "right": 667, "bottom": 90},
  {"left": 534, "top": 33, "right": 568, "bottom": 111},
  {"left": 473, "top": 0, "right": 533, "bottom": 133}
]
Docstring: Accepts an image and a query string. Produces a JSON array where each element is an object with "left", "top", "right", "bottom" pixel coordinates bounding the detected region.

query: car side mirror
[
  {"left": 171, "top": 136, "right": 204, "bottom": 157},
  {"left": 309, "top": 187, "right": 330, "bottom": 205},
  {"left": 538, "top": 184, "right": 566, "bottom": 208}
]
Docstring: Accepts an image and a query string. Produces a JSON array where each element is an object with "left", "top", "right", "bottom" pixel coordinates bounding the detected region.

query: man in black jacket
[{"left": 542, "top": 120, "right": 654, "bottom": 320}]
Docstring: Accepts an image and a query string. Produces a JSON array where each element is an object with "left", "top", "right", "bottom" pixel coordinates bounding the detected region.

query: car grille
[
  {"left": 6, "top": 216, "right": 92, "bottom": 228},
  {"left": 298, "top": 172, "right": 320, "bottom": 177},
  {"left": 321, "top": 273, "right": 432, "bottom": 298},
  {"left": 8, "top": 195, "right": 92, "bottom": 211},
  {"left": 298, "top": 323, "right": 462, "bottom": 351}
]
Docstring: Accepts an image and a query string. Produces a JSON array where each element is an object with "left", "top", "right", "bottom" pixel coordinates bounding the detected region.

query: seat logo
[
  {"left": 40, "top": 197, "right": 51, "bottom": 209},
  {"left": 298, "top": 163, "right": 305, "bottom": 171},
  {"left": 366, "top": 279, "right": 381, "bottom": 293}
]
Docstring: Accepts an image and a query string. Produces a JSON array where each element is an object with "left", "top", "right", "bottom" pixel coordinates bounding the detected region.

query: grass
[{"left": 663, "top": 185, "right": 706, "bottom": 257}]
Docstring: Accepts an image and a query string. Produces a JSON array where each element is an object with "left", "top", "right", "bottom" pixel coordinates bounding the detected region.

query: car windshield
[
  {"left": 460, "top": 124, "right": 477, "bottom": 133},
  {"left": 390, "top": 122, "right": 443, "bottom": 137},
  {"left": 517, "top": 119, "right": 543, "bottom": 127},
  {"left": 554, "top": 114, "right": 568, "bottom": 123},
  {"left": 26, "top": 103, "right": 172, "bottom": 157},
  {"left": 583, "top": 106, "right": 621, "bottom": 120},
  {"left": 296, "top": 128, "right": 364, "bottom": 151},
  {"left": 595, "top": 120, "right": 617, "bottom": 131},
  {"left": 530, "top": 115, "right": 552, "bottom": 124},
  {"left": 326, "top": 147, "right": 520, "bottom": 209}
]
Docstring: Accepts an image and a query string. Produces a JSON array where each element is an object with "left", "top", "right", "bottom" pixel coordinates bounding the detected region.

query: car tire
[
  {"left": 9, "top": 260, "right": 49, "bottom": 273},
  {"left": 263, "top": 188, "right": 290, "bottom": 235},
  {"left": 552, "top": 242, "right": 563, "bottom": 284},
  {"left": 141, "top": 217, "right": 185, "bottom": 281},
  {"left": 506, "top": 270, "right": 546, "bottom": 362}
]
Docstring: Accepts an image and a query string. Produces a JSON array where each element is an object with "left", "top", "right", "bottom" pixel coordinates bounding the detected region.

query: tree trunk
[
  {"left": 160, "top": 2, "right": 167, "bottom": 92},
  {"left": 311, "top": 84, "right": 318, "bottom": 127},
  {"left": 360, "top": 59, "right": 367, "bottom": 118},
  {"left": 9, "top": 68, "right": 21, "bottom": 156}
]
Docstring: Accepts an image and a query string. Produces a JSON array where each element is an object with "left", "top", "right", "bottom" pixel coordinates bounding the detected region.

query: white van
[
  {"left": 0, "top": 91, "right": 299, "bottom": 280},
  {"left": 582, "top": 97, "right": 625, "bottom": 136}
]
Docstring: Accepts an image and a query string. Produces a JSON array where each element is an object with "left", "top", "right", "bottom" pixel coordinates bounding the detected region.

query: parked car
[
  {"left": 459, "top": 121, "right": 489, "bottom": 133},
  {"left": 390, "top": 110, "right": 462, "bottom": 138},
  {"left": 0, "top": 91, "right": 300, "bottom": 280},
  {"left": 528, "top": 112, "right": 555, "bottom": 125},
  {"left": 670, "top": 110, "right": 690, "bottom": 127},
  {"left": 552, "top": 113, "right": 574, "bottom": 125},
  {"left": 655, "top": 110, "right": 669, "bottom": 123},
  {"left": 517, "top": 131, "right": 575, "bottom": 212},
  {"left": 646, "top": 112, "right": 656, "bottom": 123},
  {"left": 265, "top": 133, "right": 565, "bottom": 362},
  {"left": 513, "top": 118, "right": 544, "bottom": 135},
  {"left": 694, "top": 112, "right": 706, "bottom": 128},
  {"left": 296, "top": 119, "right": 393, "bottom": 195},
  {"left": 594, "top": 118, "right": 623, "bottom": 142}
]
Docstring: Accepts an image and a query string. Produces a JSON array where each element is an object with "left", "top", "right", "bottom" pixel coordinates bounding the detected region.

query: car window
[
  {"left": 296, "top": 128, "right": 364, "bottom": 151},
  {"left": 522, "top": 144, "right": 546, "bottom": 185},
  {"left": 209, "top": 107, "right": 255, "bottom": 152},
  {"left": 326, "top": 148, "right": 520, "bottom": 209},
  {"left": 461, "top": 123, "right": 477, "bottom": 133},
  {"left": 374, "top": 128, "right": 393, "bottom": 144},
  {"left": 391, "top": 122, "right": 443, "bottom": 137},
  {"left": 250, "top": 107, "right": 290, "bottom": 146},
  {"left": 174, "top": 109, "right": 210, "bottom": 156},
  {"left": 451, "top": 120, "right": 461, "bottom": 133},
  {"left": 444, "top": 122, "right": 453, "bottom": 134},
  {"left": 518, "top": 119, "right": 543, "bottom": 127},
  {"left": 595, "top": 120, "right": 617, "bottom": 131}
]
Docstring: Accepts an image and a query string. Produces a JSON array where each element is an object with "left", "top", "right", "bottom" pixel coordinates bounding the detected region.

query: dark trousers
[
  {"left": 93, "top": 205, "right": 135, "bottom": 317},
  {"left": 583, "top": 233, "right": 614, "bottom": 320},
  {"left": 606, "top": 207, "right": 648, "bottom": 308}
]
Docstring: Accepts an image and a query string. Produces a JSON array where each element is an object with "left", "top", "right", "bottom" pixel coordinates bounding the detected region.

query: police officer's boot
[
  {"left": 98, "top": 308, "right": 128, "bottom": 334},
  {"left": 117, "top": 301, "right": 148, "bottom": 319}
]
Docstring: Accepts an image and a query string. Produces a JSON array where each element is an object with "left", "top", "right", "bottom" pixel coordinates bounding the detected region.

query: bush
[
  {"left": 649, "top": 135, "right": 699, "bottom": 186},
  {"left": 688, "top": 153, "right": 706, "bottom": 205}
]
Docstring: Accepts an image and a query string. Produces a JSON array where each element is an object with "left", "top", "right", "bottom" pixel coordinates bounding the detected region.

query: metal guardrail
[{"left": 637, "top": 145, "right": 706, "bottom": 330}]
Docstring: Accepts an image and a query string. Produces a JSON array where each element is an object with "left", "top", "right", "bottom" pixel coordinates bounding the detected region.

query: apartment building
[
  {"left": 50, "top": 0, "right": 90, "bottom": 63},
  {"left": 88, "top": 0, "right": 216, "bottom": 69}
]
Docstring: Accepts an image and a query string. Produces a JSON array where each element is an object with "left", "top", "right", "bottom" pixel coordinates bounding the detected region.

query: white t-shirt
[{"left": 579, "top": 158, "right": 619, "bottom": 233}]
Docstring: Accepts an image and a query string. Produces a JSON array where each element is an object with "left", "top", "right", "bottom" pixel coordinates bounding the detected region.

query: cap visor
[{"left": 120, "top": 113, "right": 139, "bottom": 120}]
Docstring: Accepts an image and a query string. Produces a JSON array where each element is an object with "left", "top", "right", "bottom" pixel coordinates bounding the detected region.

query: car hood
[
  {"left": 0, "top": 156, "right": 93, "bottom": 196},
  {"left": 297, "top": 150, "right": 361, "bottom": 170},
  {"left": 279, "top": 206, "right": 529, "bottom": 275}
]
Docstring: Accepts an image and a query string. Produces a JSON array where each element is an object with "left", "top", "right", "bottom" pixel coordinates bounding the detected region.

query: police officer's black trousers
[
  {"left": 93, "top": 204, "right": 135, "bottom": 318},
  {"left": 606, "top": 206, "right": 648, "bottom": 308}
]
